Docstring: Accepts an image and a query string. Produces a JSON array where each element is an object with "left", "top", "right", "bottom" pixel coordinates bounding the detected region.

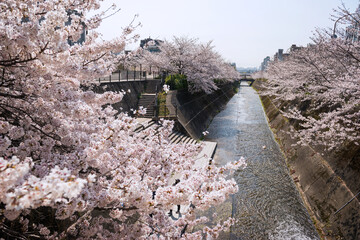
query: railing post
[
  {"left": 154, "top": 93, "right": 158, "bottom": 121},
  {"left": 119, "top": 70, "right": 121, "bottom": 81},
  {"left": 109, "top": 73, "right": 111, "bottom": 82},
  {"left": 140, "top": 64, "right": 142, "bottom": 81},
  {"left": 175, "top": 105, "right": 178, "bottom": 118}
]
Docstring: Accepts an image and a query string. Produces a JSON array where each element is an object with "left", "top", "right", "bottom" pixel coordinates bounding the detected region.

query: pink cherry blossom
[
  {"left": 0, "top": 1, "right": 245, "bottom": 238},
  {"left": 258, "top": 5, "right": 360, "bottom": 151},
  {"left": 129, "top": 36, "right": 240, "bottom": 94}
]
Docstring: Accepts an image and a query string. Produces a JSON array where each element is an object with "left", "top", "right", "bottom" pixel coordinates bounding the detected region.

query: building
[
  {"left": 260, "top": 56, "right": 270, "bottom": 71},
  {"left": 66, "top": 10, "right": 87, "bottom": 45},
  {"left": 344, "top": 4, "right": 360, "bottom": 41},
  {"left": 274, "top": 49, "right": 285, "bottom": 61},
  {"left": 260, "top": 44, "right": 303, "bottom": 71},
  {"left": 274, "top": 45, "right": 302, "bottom": 62},
  {"left": 289, "top": 44, "right": 302, "bottom": 53},
  {"left": 346, "top": 14, "right": 360, "bottom": 42},
  {"left": 140, "top": 38, "right": 163, "bottom": 52}
]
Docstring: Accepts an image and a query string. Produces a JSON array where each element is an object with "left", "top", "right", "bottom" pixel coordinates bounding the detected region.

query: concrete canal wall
[
  {"left": 169, "top": 82, "right": 238, "bottom": 139},
  {"left": 253, "top": 80, "right": 360, "bottom": 240}
]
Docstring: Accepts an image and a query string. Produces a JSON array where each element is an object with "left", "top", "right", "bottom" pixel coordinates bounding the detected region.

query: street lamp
[{"left": 332, "top": 12, "right": 356, "bottom": 39}]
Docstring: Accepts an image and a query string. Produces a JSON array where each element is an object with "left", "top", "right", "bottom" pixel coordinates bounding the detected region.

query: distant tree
[
  {"left": 0, "top": 1, "right": 245, "bottom": 239},
  {"left": 260, "top": 4, "right": 360, "bottom": 151},
  {"left": 132, "top": 37, "right": 240, "bottom": 94}
]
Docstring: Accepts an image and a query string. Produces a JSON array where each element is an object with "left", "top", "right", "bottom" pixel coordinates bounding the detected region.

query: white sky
[{"left": 93, "top": 0, "right": 359, "bottom": 68}]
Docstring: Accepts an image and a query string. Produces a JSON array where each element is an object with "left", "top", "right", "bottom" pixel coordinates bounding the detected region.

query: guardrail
[{"left": 97, "top": 70, "right": 161, "bottom": 83}]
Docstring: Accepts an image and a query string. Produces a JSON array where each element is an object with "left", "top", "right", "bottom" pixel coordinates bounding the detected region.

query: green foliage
[
  {"left": 257, "top": 78, "right": 268, "bottom": 82},
  {"left": 214, "top": 78, "right": 227, "bottom": 84},
  {"left": 157, "top": 92, "right": 170, "bottom": 117},
  {"left": 165, "top": 74, "right": 188, "bottom": 90},
  {"left": 157, "top": 92, "right": 167, "bottom": 105}
]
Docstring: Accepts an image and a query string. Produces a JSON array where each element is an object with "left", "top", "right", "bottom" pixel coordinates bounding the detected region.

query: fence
[{"left": 97, "top": 69, "right": 161, "bottom": 83}]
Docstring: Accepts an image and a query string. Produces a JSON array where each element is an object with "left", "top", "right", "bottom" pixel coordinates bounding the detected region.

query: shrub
[{"left": 165, "top": 74, "right": 188, "bottom": 90}]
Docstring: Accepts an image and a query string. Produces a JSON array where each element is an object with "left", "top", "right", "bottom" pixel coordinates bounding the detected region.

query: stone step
[
  {"left": 134, "top": 120, "right": 156, "bottom": 133},
  {"left": 133, "top": 120, "right": 215, "bottom": 164},
  {"left": 138, "top": 100, "right": 155, "bottom": 105},
  {"left": 169, "top": 132, "right": 181, "bottom": 141},
  {"left": 139, "top": 97, "right": 155, "bottom": 100},
  {"left": 183, "top": 137, "right": 192, "bottom": 144},
  {"left": 168, "top": 132, "right": 176, "bottom": 139},
  {"left": 174, "top": 135, "right": 187, "bottom": 144},
  {"left": 172, "top": 133, "right": 184, "bottom": 144},
  {"left": 138, "top": 94, "right": 156, "bottom": 118},
  {"left": 138, "top": 101, "right": 155, "bottom": 105}
]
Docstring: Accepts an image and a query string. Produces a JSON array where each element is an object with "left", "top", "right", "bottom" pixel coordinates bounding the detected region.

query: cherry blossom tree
[
  {"left": 131, "top": 37, "right": 240, "bottom": 94},
  {"left": 258, "top": 4, "right": 360, "bottom": 151},
  {"left": 0, "top": 1, "right": 246, "bottom": 239}
]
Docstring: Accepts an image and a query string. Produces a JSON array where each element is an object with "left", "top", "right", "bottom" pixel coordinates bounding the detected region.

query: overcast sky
[{"left": 93, "top": 0, "right": 359, "bottom": 68}]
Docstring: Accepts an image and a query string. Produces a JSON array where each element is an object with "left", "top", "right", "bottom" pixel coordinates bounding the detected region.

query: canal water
[{"left": 204, "top": 83, "right": 319, "bottom": 239}]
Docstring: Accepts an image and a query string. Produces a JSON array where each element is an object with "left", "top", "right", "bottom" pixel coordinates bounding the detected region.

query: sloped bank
[
  {"left": 168, "top": 82, "right": 239, "bottom": 139},
  {"left": 253, "top": 80, "right": 360, "bottom": 240}
]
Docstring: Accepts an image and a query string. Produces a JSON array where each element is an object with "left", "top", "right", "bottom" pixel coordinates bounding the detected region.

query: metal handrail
[{"left": 97, "top": 70, "right": 160, "bottom": 83}]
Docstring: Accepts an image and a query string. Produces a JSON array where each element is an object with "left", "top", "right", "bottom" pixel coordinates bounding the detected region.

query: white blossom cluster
[{"left": 1, "top": 156, "right": 86, "bottom": 212}]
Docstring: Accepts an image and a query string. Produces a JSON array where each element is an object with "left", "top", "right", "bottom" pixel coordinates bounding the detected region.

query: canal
[{"left": 204, "top": 83, "right": 319, "bottom": 239}]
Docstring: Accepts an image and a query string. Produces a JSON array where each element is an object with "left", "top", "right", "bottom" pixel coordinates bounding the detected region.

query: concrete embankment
[
  {"left": 168, "top": 82, "right": 239, "bottom": 139},
  {"left": 253, "top": 80, "right": 360, "bottom": 240}
]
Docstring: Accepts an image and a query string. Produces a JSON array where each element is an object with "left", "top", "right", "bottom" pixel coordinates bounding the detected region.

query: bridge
[{"left": 238, "top": 74, "right": 255, "bottom": 86}]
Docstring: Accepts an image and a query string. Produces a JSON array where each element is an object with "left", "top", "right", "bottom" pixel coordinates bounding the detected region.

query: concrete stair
[
  {"left": 134, "top": 119, "right": 157, "bottom": 133},
  {"left": 137, "top": 94, "right": 156, "bottom": 118},
  {"left": 136, "top": 80, "right": 161, "bottom": 119},
  {"left": 134, "top": 120, "right": 201, "bottom": 146}
]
